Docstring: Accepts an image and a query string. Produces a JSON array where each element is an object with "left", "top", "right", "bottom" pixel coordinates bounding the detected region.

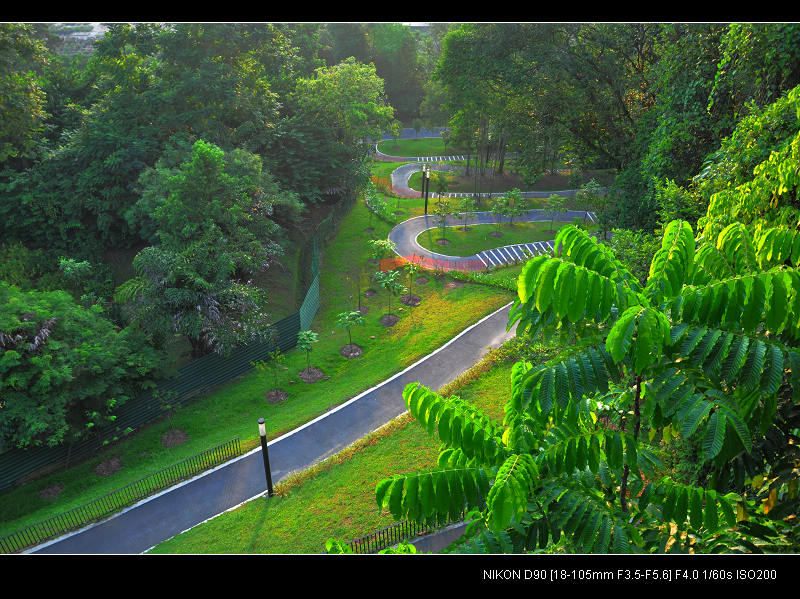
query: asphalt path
[
  {"left": 389, "top": 209, "right": 594, "bottom": 264},
  {"left": 30, "top": 302, "right": 518, "bottom": 554}
]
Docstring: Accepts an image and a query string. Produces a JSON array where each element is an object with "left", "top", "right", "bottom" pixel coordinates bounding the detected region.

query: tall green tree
[
  {"left": 132, "top": 139, "right": 298, "bottom": 279},
  {"left": 115, "top": 240, "right": 271, "bottom": 358},
  {"left": 376, "top": 218, "right": 800, "bottom": 552},
  {"left": 0, "top": 282, "right": 165, "bottom": 449},
  {"left": 0, "top": 23, "right": 49, "bottom": 166}
]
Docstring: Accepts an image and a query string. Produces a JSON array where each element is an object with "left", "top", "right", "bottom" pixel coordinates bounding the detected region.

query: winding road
[
  {"left": 388, "top": 209, "right": 596, "bottom": 271},
  {"left": 20, "top": 134, "right": 598, "bottom": 555}
]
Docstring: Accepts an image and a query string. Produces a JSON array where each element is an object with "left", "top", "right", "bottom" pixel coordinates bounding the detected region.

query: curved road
[
  {"left": 388, "top": 209, "right": 596, "bottom": 268},
  {"left": 26, "top": 137, "right": 595, "bottom": 555},
  {"left": 30, "top": 303, "right": 517, "bottom": 554}
]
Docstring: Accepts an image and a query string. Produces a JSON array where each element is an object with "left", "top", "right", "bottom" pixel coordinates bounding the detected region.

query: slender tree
[
  {"left": 296, "top": 329, "right": 319, "bottom": 372},
  {"left": 336, "top": 310, "right": 366, "bottom": 347}
]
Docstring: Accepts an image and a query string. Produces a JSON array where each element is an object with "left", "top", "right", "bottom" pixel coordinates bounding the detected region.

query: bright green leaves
[
  {"left": 715, "top": 222, "right": 759, "bottom": 275},
  {"left": 606, "top": 306, "right": 671, "bottom": 373},
  {"left": 517, "top": 255, "right": 549, "bottom": 305},
  {"left": 654, "top": 479, "right": 738, "bottom": 532},
  {"left": 403, "top": 383, "right": 507, "bottom": 465},
  {"left": 679, "top": 269, "right": 797, "bottom": 335},
  {"left": 534, "top": 259, "right": 560, "bottom": 314},
  {"left": 669, "top": 325, "right": 795, "bottom": 399},
  {"left": 701, "top": 410, "right": 727, "bottom": 462},
  {"left": 513, "top": 346, "right": 620, "bottom": 423},
  {"left": 514, "top": 225, "right": 646, "bottom": 340},
  {"left": 644, "top": 220, "right": 695, "bottom": 304},
  {"left": 554, "top": 225, "right": 644, "bottom": 293},
  {"left": 486, "top": 454, "right": 538, "bottom": 531},
  {"left": 756, "top": 226, "right": 800, "bottom": 269},
  {"left": 376, "top": 466, "right": 491, "bottom": 523}
]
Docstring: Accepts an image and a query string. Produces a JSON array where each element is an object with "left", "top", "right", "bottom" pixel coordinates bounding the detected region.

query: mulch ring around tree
[
  {"left": 400, "top": 293, "right": 421, "bottom": 307},
  {"left": 161, "top": 429, "right": 189, "bottom": 448},
  {"left": 39, "top": 482, "right": 64, "bottom": 500},
  {"left": 415, "top": 276, "right": 429, "bottom": 286},
  {"left": 94, "top": 455, "right": 123, "bottom": 477},
  {"left": 265, "top": 389, "right": 288, "bottom": 404},
  {"left": 380, "top": 314, "right": 400, "bottom": 327},
  {"left": 298, "top": 366, "right": 326, "bottom": 383},
  {"left": 364, "top": 288, "right": 377, "bottom": 298},
  {"left": 340, "top": 344, "right": 363, "bottom": 359}
]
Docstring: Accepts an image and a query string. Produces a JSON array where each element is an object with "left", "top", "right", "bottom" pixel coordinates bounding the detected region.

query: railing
[
  {"left": 344, "top": 513, "right": 463, "bottom": 554},
  {"left": 0, "top": 437, "right": 242, "bottom": 554}
]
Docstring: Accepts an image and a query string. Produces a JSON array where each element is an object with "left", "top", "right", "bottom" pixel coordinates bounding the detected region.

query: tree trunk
[{"left": 620, "top": 375, "right": 642, "bottom": 513}]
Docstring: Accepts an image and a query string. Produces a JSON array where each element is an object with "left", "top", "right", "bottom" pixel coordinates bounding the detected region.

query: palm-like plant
[{"left": 375, "top": 220, "right": 800, "bottom": 553}]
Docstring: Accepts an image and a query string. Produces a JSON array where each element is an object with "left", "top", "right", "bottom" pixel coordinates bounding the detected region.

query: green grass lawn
[
  {"left": 417, "top": 221, "right": 598, "bottom": 257},
  {"left": 377, "top": 137, "right": 467, "bottom": 157},
  {"left": 146, "top": 342, "right": 536, "bottom": 554},
  {"left": 0, "top": 166, "right": 514, "bottom": 542},
  {"left": 407, "top": 165, "right": 615, "bottom": 195}
]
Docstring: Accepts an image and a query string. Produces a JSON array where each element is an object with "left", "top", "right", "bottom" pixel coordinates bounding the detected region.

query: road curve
[{"left": 388, "top": 209, "right": 595, "bottom": 266}]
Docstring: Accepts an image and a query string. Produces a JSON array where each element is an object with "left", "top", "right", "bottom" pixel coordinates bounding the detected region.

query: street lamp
[
  {"left": 258, "top": 418, "right": 274, "bottom": 498},
  {"left": 423, "top": 166, "right": 430, "bottom": 215}
]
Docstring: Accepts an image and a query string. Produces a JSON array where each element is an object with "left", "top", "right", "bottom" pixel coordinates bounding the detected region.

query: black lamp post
[
  {"left": 423, "top": 166, "right": 430, "bottom": 215},
  {"left": 258, "top": 418, "right": 274, "bottom": 498}
]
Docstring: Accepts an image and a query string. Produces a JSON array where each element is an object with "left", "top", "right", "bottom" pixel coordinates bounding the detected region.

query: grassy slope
[
  {"left": 0, "top": 169, "right": 513, "bottom": 539},
  {"left": 147, "top": 348, "right": 522, "bottom": 554}
]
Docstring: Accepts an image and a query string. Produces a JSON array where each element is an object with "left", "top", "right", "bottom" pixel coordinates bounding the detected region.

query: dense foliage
[
  {"left": 0, "top": 282, "right": 165, "bottom": 449},
  {"left": 373, "top": 81, "right": 800, "bottom": 552},
  {"left": 0, "top": 22, "right": 397, "bottom": 450}
]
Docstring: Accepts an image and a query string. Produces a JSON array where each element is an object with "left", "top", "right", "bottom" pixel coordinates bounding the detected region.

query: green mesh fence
[{"left": 0, "top": 207, "right": 336, "bottom": 491}]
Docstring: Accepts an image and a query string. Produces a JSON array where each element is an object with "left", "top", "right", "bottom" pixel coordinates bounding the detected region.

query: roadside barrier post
[{"left": 258, "top": 418, "right": 274, "bottom": 498}]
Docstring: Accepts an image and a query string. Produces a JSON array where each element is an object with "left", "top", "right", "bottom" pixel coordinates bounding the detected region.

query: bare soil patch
[
  {"left": 380, "top": 314, "right": 400, "bottom": 327},
  {"left": 298, "top": 367, "right": 326, "bottom": 383},
  {"left": 435, "top": 238, "right": 450, "bottom": 245},
  {"left": 357, "top": 305, "right": 369, "bottom": 316},
  {"left": 265, "top": 389, "right": 288, "bottom": 404},
  {"left": 94, "top": 455, "right": 123, "bottom": 477},
  {"left": 340, "top": 344, "right": 363, "bottom": 359},
  {"left": 161, "top": 429, "right": 189, "bottom": 448},
  {"left": 364, "top": 228, "right": 375, "bottom": 235},
  {"left": 444, "top": 280, "right": 465, "bottom": 290},
  {"left": 364, "top": 288, "right": 377, "bottom": 298},
  {"left": 415, "top": 276, "right": 429, "bottom": 285},
  {"left": 400, "top": 293, "right": 421, "bottom": 307},
  {"left": 39, "top": 483, "right": 64, "bottom": 500},
  {"left": 489, "top": 231, "right": 503, "bottom": 238}
]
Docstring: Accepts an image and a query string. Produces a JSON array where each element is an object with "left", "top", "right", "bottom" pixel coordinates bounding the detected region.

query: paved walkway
[
  {"left": 30, "top": 303, "right": 518, "bottom": 554},
  {"left": 388, "top": 209, "right": 597, "bottom": 270}
]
